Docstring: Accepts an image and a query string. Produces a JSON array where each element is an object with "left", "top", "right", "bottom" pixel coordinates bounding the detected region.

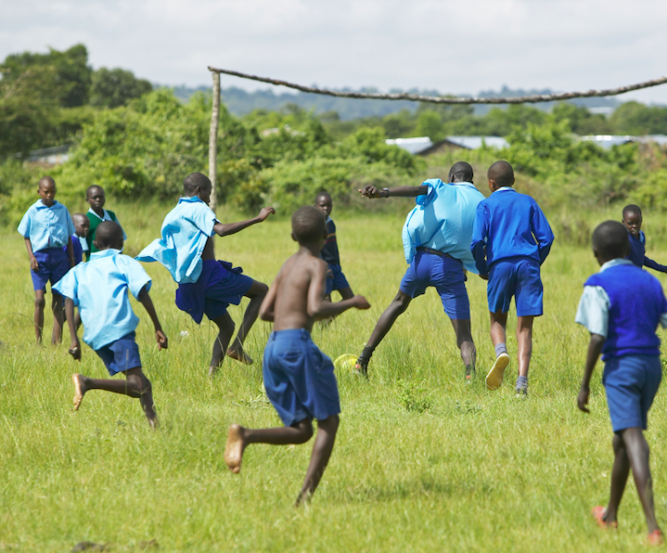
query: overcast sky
[{"left": 3, "top": 0, "right": 667, "bottom": 104}]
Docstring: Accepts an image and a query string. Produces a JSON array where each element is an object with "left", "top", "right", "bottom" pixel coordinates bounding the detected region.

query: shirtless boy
[{"left": 224, "top": 206, "right": 370, "bottom": 505}]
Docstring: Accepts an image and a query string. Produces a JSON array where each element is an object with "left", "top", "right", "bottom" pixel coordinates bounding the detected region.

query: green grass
[{"left": 3, "top": 204, "right": 667, "bottom": 552}]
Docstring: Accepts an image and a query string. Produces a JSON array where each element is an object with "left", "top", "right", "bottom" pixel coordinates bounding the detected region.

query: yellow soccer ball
[{"left": 334, "top": 353, "right": 359, "bottom": 373}]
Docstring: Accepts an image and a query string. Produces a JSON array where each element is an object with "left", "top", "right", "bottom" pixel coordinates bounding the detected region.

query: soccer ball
[{"left": 334, "top": 353, "right": 359, "bottom": 372}]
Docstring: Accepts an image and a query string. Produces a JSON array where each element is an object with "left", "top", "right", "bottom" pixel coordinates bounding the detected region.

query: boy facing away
[
  {"left": 17, "top": 176, "right": 76, "bottom": 344},
  {"left": 138, "top": 172, "right": 274, "bottom": 374},
  {"left": 471, "top": 160, "right": 554, "bottom": 394},
  {"left": 621, "top": 204, "right": 667, "bottom": 273},
  {"left": 224, "top": 206, "right": 370, "bottom": 506},
  {"left": 314, "top": 192, "right": 354, "bottom": 301},
  {"left": 576, "top": 221, "right": 665, "bottom": 545},
  {"left": 85, "top": 185, "right": 126, "bottom": 258},
  {"left": 54, "top": 222, "right": 167, "bottom": 428}
]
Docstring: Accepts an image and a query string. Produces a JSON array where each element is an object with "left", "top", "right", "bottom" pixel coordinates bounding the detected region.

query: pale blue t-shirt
[
  {"left": 136, "top": 196, "right": 219, "bottom": 284},
  {"left": 402, "top": 179, "right": 485, "bottom": 274},
  {"left": 17, "top": 200, "right": 76, "bottom": 252},
  {"left": 54, "top": 249, "right": 152, "bottom": 350}
]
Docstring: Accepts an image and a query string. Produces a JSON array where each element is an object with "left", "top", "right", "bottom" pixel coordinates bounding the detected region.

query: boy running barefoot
[
  {"left": 54, "top": 222, "right": 167, "bottom": 428},
  {"left": 576, "top": 221, "right": 665, "bottom": 545},
  {"left": 224, "top": 206, "right": 370, "bottom": 506},
  {"left": 138, "top": 172, "right": 274, "bottom": 374},
  {"left": 622, "top": 204, "right": 667, "bottom": 273}
]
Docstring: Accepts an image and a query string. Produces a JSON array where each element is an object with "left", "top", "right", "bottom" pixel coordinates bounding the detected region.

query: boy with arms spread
[
  {"left": 224, "top": 206, "right": 370, "bottom": 505},
  {"left": 85, "top": 185, "right": 126, "bottom": 258},
  {"left": 621, "top": 204, "right": 667, "bottom": 273},
  {"left": 576, "top": 221, "right": 664, "bottom": 545},
  {"left": 354, "top": 162, "right": 484, "bottom": 380},
  {"left": 471, "top": 161, "right": 554, "bottom": 394},
  {"left": 314, "top": 192, "right": 354, "bottom": 301},
  {"left": 17, "top": 176, "right": 76, "bottom": 344},
  {"left": 54, "top": 222, "right": 167, "bottom": 428},
  {"left": 138, "top": 172, "right": 274, "bottom": 374}
]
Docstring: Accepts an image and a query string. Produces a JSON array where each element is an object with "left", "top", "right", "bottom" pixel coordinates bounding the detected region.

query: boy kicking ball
[
  {"left": 54, "top": 221, "right": 168, "bottom": 428},
  {"left": 224, "top": 206, "right": 370, "bottom": 505},
  {"left": 576, "top": 221, "right": 665, "bottom": 545}
]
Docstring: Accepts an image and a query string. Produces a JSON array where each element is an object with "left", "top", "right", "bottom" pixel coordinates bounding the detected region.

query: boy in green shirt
[{"left": 86, "top": 185, "right": 126, "bottom": 258}]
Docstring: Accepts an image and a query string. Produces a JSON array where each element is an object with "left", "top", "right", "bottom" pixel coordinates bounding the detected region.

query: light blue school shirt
[
  {"left": 136, "top": 196, "right": 219, "bottom": 284},
  {"left": 575, "top": 258, "right": 667, "bottom": 337},
  {"left": 401, "top": 179, "right": 485, "bottom": 274},
  {"left": 53, "top": 249, "right": 152, "bottom": 350},
  {"left": 471, "top": 187, "right": 554, "bottom": 276},
  {"left": 17, "top": 200, "right": 76, "bottom": 252}
]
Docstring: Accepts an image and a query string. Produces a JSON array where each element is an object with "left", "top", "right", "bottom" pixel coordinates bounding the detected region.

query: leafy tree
[
  {"left": 91, "top": 68, "right": 152, "bottom": 108},
  {"left": 610, "top": 102, "right": 667, "bottom": 135},
  {"left": 551, "top": 102, "right": 611, "bottom": 135}
]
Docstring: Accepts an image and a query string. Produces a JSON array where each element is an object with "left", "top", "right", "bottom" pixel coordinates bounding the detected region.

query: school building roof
[
  {"left": 580, "top": 135, "right": 667, "bottom": 149},
  {"left": 386, "top": 136, "right": 509, "bottom": 156}
]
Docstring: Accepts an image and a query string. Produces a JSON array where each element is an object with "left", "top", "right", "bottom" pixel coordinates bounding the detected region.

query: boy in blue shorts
[
  {"left": 138, "top": 172, "right": 275, "bottom": 375},
  {"left": 621, "top": 204, "right": 667, "bottom": 273},
  {"left": 223, "top": 206, "right": 370, "bottom": 505},
  {"left": 17, "top": 176, "right": 76, "bottom": 345},
  {"left": 471, "top": 161, "right": 554, "bottom": 394},
  {"left": 54, "top": 221, "right": 168, "bottom": 428},
  {"left": 314, "top": 192, "right": 354, "bottom": 301},
  {"left": 576, "top": 220, "right": 664, "bottom": 545}
]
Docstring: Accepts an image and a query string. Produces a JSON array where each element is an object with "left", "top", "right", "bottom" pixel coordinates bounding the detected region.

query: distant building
[
  {"left": 23, "top": 145, "right": 71, "bottom": 166},
  {"left": 386, "top": 136, "right": 509, "bottom": 156},
  {"left": 580, "top": 135, "right": 667, "bottom": 149}
]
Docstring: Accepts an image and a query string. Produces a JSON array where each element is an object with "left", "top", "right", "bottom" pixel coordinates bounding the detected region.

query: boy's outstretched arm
[
  {"left": 138, "top": 285, "right": 168, "bottom": 350},
  {"left": 213, "top": 207, "right": 275, "bottom": 237},
  {"left": 358, "top": 185, "right": 429, "bottom": 199},
  {"left": 308, "top": 262, "right": 370, "bottom": 319},
  {"left": 644, "top": 256, "right": 667, "bottom": 273},
  {"left": 577, "top": 333, "right": 605, "bottom": 413},
  {"left": 65, "top": 298, "right": 81, "bottom": 360}
]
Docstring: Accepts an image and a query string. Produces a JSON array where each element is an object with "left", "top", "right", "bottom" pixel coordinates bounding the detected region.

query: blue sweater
[
  {"left": 627, "top": 230, "right": 667, "bottom": 273},
  {"left": 470, "top": 188, "right": 554, "bottom": 276},
  {"left": 586, "top": 264, "right": 667, "bottom": 359}
]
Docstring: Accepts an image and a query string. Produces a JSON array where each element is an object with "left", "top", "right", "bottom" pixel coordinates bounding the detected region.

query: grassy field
[{"left": 3, "top": 202, "right": 667, "bottom": 552}]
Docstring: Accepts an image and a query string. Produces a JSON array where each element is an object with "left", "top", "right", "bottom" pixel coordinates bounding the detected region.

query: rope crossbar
[{"left": 208, "top": 66, "right": 667, "bottom": 105}]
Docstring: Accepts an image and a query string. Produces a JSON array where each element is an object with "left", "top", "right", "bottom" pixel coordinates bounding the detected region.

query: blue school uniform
[
  {"left": 575, "top": 259, "right": 667, "bottom": 432},
  {"left": 63, "top": 235, "right": 86, "bottom": 266},
  {"left": 137, "top": 196, "right": 253, "bottom": 322},
  {"left": 627, "top": 230, "right": 667, "bottom": 273},
  {"left": 471, "top": 187, "right": 554, "bottom": 316},
  {"left": 399, "top": 179, "right": 484, "bottom": 320},
  {"left": 53, "top": 249, "right": 151, "bottom": 375},
  {"left": 321, "top": 217, "right": 350, "bottom": 295},
  {"left": 263, "top": 329, "right": 340, "bottom": 426},
  {"left": 18, "top": 200, "right": 76, "bottom": 291}
]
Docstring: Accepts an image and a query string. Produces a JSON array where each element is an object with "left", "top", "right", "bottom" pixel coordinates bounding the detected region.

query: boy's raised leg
[
  {"left": 227, "top": 281, "right": 269, "bottom": 365},
  {"left": 224, "top": 419, "right": 314, "bottom": 473},
  {"left": 296, "top": 415, "right": 339, "bottom": 506},
  {"left": 51, "top": 292, "right": 64, "bottom": 345},
  {"left": 34, "top": 290, "right": 46, "bottom": 344},
  {"left": 210, "top": 312, "right": 236, "bottom": 376}
]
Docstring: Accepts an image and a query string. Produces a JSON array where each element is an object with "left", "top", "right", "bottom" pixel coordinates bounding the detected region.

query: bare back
[{"left": 270, "top": 250, "right": 327, "bottom": 333}]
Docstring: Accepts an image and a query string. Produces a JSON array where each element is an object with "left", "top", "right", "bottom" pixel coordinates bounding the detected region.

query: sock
[{"left": 495, "top": 343, "right": 507, "bottom": 357}]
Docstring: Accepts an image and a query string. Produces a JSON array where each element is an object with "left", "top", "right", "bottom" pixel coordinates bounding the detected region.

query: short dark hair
[
  {"left": 86, "top": 184, "right": 103, "bottom": 198},
  {"left": 183, "top": 172, "right": 211, "bottom": 195},
  {"left": 448, "top": 161, "right": 473, "bottom": 183},
  {"left": 38, "top": 176, "right": 55, "bottom": 189},
  {"left": 95, "top": 221, "right": 124, "bottom": 249},
  {"left": 72, "top": 213, "right": 88, "bottom": 226},
  {"left": 622, "top": 204, "right": 642, "bottom": 218},
  {"left": 488, "top": 160, "right": 514, "bottom": 188},
  {"left": 315, "top": 191, "right": 332, "bottom": 202},
  {"left": 592, "top": 220, "right": 629, "bottom": 260},
  {"left": 292, "top": 206, "right": 325, "bottom": 244}
]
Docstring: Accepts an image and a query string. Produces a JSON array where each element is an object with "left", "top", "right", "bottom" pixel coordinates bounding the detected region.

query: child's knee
[
  {"left": 318, "top": 414, "right": 339, "bottom": 433},
  {"left": 34, "top": 296, "right": 46, "bottom": 310}
]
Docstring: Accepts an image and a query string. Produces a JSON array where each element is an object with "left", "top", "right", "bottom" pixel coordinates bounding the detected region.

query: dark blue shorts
[
  {"left": 603, "top": 355, "right": 662, "bottom": 433},
  {"left": 263, "top": 329, "right": 341, "bottom": 426},
  {"left": 325, "top": 264, "right": 350, "bottom": 295},
  {"left": 176, "top": 260, "right": 254, "bottom": 323},
  {"left": 30, "top": 248, "right": 69, "bottom": 292},
  {"left": 399, "top": 251, "right": 470, "bottom": 320},
  {"left": 487, "top": 257, "right": 543, "bottom": 317},
  {"left": 95, "top": 332, "right": 142, "bottom": 376}
]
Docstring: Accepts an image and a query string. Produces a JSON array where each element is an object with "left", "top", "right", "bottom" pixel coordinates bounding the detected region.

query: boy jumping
[
  {"left": 138, "top": 172, "right": 274, "bottom": 374},
  {"left": 17, "top": 176, "right": 76, "bottom": 344},
  {"left": 576, "top": 220, "right": 664, "bottom": 545},
  {"left": 54, "top": 222, "right": 167, "bottom": 428},
  {"left": 224, "top": 206, "right": 370, "bottom": 505},
  {"left": 621, "top": 204, "right": 667, "bottom": 273},
  {"left": 471, "top": 161, "right": 554, "bottom": 394}
]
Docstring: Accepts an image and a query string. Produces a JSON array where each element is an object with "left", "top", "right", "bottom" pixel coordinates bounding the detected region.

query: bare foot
[
  {"left": 147, "top": 416, "right": 159, "bottom": 429},
  {"left": 72, "top": 373, "right": 87, "bottom": 411},
  {"left": 226, "top": 347, "right": 253, "bottom": 365},
  {"left": 208, "top": 365, "right": 219, "bottom": 378},
  {"left": 224, "top": 424, "right": 246, "bottom": 474}
]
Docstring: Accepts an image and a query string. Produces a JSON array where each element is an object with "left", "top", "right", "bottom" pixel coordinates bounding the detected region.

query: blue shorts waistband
[{"left": 269, "top": 328, "right": 311, "bottom": 341}]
